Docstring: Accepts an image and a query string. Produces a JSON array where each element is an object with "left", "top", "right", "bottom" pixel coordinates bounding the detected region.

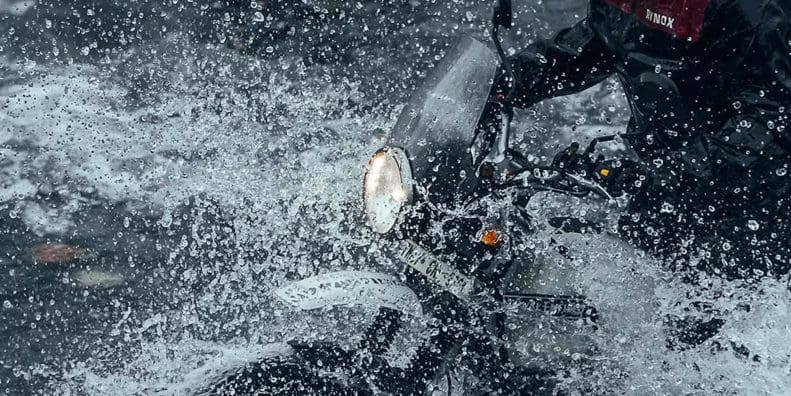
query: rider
[{"left": 492, "top": 0, "right": 791, "bottom": 280}]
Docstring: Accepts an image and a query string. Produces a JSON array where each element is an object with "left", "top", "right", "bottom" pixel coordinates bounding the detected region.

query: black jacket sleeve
[
  {"left": 508, "top": 17, "right": 618, "bottom": 108},
  {"left": 615, "top": 1, "right": 791, "bottom": 218}
]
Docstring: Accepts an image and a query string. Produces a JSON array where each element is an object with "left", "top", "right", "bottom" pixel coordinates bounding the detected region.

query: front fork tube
[
  {"left": 404, "top": 296, "right": 510, "bottom": 394},
  {"left": 359, "top": 307, "right": 403, "bottom": 357}
]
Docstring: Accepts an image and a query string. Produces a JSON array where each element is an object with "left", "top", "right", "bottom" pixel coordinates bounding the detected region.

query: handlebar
[
  {"left": 502, "top": 166, "right": 615, "bottom": 201},
  {"left": 479, "top": 127, "right": 645, "bottom": 201}
]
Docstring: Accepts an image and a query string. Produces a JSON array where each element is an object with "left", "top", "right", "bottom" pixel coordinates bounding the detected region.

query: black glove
[
  {"left": 552, "top": 142, "right": 595, "bottom": 175},
  {"left": 552, "top": 142, "right": 629, "bottom": 196}
]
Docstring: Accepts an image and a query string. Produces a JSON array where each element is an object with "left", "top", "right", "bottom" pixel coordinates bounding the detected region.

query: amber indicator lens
[{"left": 480, "top": 229, "right": 503, "bottom": 247}]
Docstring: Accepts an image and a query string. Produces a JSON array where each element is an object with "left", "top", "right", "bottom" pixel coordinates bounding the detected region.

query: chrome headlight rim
[{"left": 363, "top": 146, "right": 414, "bottom": 234}]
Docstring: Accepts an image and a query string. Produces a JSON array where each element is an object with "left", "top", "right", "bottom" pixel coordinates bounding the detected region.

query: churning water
[{"left": 1, "top": 0, "right": 789, "bottom": 394}]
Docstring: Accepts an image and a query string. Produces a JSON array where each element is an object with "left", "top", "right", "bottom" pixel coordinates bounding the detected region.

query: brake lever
[{"left": 564, "top": 173, "right": 615, "bottom": 201}]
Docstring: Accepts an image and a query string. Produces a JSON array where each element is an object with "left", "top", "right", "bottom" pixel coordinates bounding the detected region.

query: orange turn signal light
[{"left": 480, "top": 229, "right": 503, "bottom": 248}]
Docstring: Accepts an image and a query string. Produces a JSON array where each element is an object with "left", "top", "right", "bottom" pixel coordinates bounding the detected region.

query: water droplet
[
  {"left": 159, "top": 213, "right": 173, "bottom": 228},
  {"left": 3, "top": 301, "right": 11, "bottom": 309},
  {"left": 776, "top": 167, "right": 788, "bottom": 176},
  {"left": 722, "top": 242, "right": 732, "bottom": 251},
  {"left": 253, "top": 11, "right": 265, "bottom": 22},
  {"left": 732, "top": 101, "right": 742, "bottom": 110},
  {"left": 747, "top": 220, "right": 760, "bottom": 231},
  {"left": 265, "top": 46, "right": 274, "bottom": 53}
]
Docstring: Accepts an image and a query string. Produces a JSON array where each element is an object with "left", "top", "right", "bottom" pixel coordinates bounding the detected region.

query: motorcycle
[{"left": 194, "top": 1, "right": 626, "bottom": 394}]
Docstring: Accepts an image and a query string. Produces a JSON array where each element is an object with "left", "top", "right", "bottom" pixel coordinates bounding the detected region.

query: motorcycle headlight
[{"left": 363, "top": 147, "right": 413, "bottom": 234}]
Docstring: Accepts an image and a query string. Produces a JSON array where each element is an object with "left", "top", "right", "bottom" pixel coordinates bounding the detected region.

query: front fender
[{"left": 274, "top": 271, "right": 423, "bottom": 317}]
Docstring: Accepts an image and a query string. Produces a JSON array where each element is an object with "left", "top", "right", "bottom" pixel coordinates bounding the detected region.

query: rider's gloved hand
[
  {"left": 552, "top": 142, "right": 628, "bottom": 196},
  {"left": 551, "top": 142, "right": 591, "bottom": 174}
]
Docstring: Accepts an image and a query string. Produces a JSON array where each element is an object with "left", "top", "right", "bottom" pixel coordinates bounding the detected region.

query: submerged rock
[
  {"left": 30, "top": 243, "right": 87, "bottom": 265},
  {"left": 72, "top": 270, "right": 125, "bottom": 288}
]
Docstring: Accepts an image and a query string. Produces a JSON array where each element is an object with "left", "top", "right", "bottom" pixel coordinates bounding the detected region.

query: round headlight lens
[{"left": 363, "top": 148, "right": 413, "bottom": 234}]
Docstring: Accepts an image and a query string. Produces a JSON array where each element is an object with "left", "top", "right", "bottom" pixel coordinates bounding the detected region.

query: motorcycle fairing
[
  {"left": 389, "top": 36, "right": 499, "bottom": 204},
  {"left": 274, "top": 271, "right": 423, "bottom": 317}
]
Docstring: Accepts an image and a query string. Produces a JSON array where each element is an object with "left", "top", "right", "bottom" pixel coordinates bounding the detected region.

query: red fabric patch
[
  {"left": 604, "top": 0, "right": 711, "bottom": 42},
  {"left": 635, "top": 0, "right": 710, "bottom": 42}
]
